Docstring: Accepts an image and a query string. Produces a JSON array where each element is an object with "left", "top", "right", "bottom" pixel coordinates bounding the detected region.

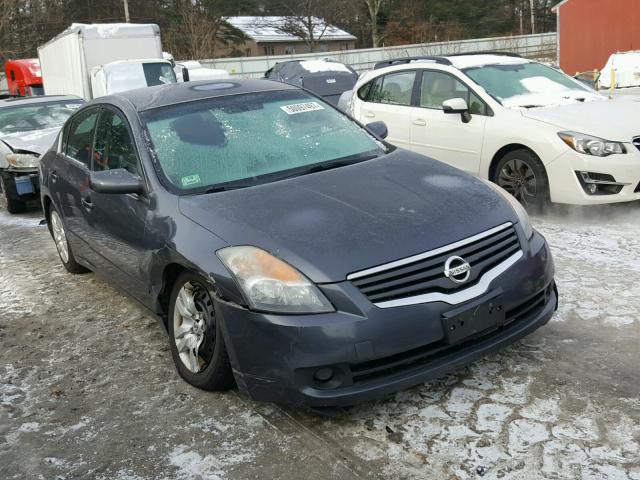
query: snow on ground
[{"left": 0, "top": 204, "right": 639, "bottom": 479}]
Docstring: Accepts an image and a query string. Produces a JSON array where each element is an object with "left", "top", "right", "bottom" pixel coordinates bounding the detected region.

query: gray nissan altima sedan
[{"left": 39, "top": 79, "right": 557, "bottom": 407}]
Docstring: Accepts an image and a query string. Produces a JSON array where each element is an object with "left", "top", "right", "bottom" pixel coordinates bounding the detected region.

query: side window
[
  {"left": 370, "top": 71, "right": 416, "bottom": 106},
  {"left": 65, "top": 109, "right": 99, "bottom": 167},
  {"left": 93, "top": 109, "right": 140, "bottom": 175},
  {"left": 357, "top": 81, "right": 372, "bottom": 100},
  {"left": 420, "top": 71, "right": 488, "bottom": 115}
]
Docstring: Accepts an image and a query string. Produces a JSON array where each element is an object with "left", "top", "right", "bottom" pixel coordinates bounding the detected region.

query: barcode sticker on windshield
[{"left": 280, "top": 102, "right": 325, "bottom": 115}]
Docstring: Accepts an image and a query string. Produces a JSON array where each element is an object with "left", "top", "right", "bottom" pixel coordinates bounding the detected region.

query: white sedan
[{"left": 348, "top": 53, "right": 640, "bottom": 206}]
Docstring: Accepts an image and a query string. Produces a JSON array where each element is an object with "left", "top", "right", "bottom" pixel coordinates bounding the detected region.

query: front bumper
[
  {"left": 546, "top": 148, "right": 640, "bottom": 205},
  {"left": 0, "top": 168, "right": 40, "bottom": 200},
  {"left": 218, "top": 231, "right": 556, "bottom": 407}
]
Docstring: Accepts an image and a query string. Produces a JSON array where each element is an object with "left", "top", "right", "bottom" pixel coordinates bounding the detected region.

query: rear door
[
  {"left": 85, "top": 107, "right": 150, "bottom": 302},
  {"left": 354, "top": 70, "right": 418, "bottom": 150},
  {"left": 409, "top": 70, "right": 489, "bottom": 174},
  {"left": 55, "top": 107, "right": 100, "bottom": 263}
]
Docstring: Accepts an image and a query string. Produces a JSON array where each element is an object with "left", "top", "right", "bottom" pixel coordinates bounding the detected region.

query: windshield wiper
[
  {"left": 202, "top": 183, "right": 255, "bottom": 194},
  {"left": 277, "top": 154, "right": 379, "bottom": 181}
]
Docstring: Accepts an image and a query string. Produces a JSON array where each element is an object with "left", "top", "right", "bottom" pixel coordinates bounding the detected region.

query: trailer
[{"left": 38, "top": 23, "right": 176, "bottom": 100}]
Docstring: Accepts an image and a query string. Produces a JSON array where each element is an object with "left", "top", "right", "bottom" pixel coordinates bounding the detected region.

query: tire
[
  {"left": 0, "top": 175, "right": 27, "bottom": 214},
  {"left": 47, "top": 206, "right": 88, "bottom": 274},
  {"left": 168, "top": 272, "right": 234, "bottom": 391},
  {"left": 492, "top": 149, "right": 549, "bottom": 211}
]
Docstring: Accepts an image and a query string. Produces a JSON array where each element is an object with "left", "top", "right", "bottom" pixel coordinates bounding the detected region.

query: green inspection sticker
[{"left": 181, "top": 174, "right": 201, "bottom": 187}]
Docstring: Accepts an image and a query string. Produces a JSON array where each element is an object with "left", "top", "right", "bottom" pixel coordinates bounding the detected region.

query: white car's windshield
[
  {"left": 0, "top": 100, "right": 84, "bottom": 136},
  {"left": 142, "top": 89, "right": 385, "bottom": 193},
  {"left": 464, "top": 62, "right": 596, "bottom": 108}
]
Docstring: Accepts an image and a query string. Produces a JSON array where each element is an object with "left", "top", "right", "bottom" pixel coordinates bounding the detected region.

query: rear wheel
[
  {"left": 493, "top": 149, "right": 549, "bottom": 210},
  {"left": 0, "top": 175, "right": 27, "bottom": 214},
  {"left": 168, "top": 272, "right": 234, "bottom": 391},
  {"left": 48, "top": 206, "right": 87, "bottom": 274}
]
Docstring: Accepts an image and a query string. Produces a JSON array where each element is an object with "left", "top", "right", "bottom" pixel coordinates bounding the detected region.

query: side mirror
[
  {"left": 90, "top": 168, "right": 144, "bottom": 195},
  {"left": 366, "top": 121, "right": 388, "bottom": 140},
  {"left": 442, "top": 98, "right": 471, "bottom": 123},
  {"left": 182, "top": 67, "right": 190, "bottom": 82}
]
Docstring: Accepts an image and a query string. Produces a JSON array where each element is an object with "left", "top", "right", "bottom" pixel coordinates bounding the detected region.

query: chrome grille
[{"left": 349, "top": 223, "right": 521, "bottom": 307}]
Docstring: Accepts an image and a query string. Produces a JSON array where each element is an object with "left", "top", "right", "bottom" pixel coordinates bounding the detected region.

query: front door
[
  {"left": 85, "top": 107, "right": 150, "bottom": 303},
  {"left": 409, "top": 70, "right": 489, "bottom": 174},
  {"left": 356, "top": 70, "right": 417, "bottom": 150}
]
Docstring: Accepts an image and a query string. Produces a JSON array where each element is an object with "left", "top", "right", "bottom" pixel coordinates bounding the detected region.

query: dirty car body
[
  {"left": 0, "top": 95, "right": 84, "bottom": 213},
  {"left": 39, "top": 80, "right": 557, "bottom": 407}
]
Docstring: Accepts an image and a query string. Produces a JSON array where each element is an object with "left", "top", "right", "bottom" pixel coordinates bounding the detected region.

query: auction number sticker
[{"left": 280, "top": 102, "right": 325, "bottom": 115}]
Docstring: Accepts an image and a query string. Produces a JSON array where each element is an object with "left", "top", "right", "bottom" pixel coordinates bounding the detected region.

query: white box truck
[{"left": 38, "top": 23, "right": 177, "bottom": 100}]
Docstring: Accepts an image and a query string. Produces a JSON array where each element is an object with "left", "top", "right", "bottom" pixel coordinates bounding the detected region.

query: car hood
[
  {"left": 0, "top": 127, "right": 59, "bottom": 154},
  {"left": 178, "top": 150, "right": 519, "bottom": 283},
  {"left": 521, "top": 100, "right": 640, "bottom": 142}
]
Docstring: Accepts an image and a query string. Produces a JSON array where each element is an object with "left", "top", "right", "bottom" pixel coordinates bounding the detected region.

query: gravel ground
[{"left": 1, "top": 203, "right": 639, "bottom": 480}]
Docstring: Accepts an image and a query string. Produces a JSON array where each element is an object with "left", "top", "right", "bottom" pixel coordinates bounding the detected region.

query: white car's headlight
[
  {"left": 6, "top": 153, "right": 40, "bottom": 169},
  {"left": 481, "top": 179, "right": 534, "bottom": 240},
  {"left": 558, "top": 131, "right": 626, "bottom": 157},
  {"left": 217, "top": 246, "right": 334, "bottom": 314}
]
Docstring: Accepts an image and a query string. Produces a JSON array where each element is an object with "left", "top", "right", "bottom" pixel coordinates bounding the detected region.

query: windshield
[
  {"left": 106, "top": 62, "right": 177, "bottom": 94},
  {"left": 142, "top": 89, "right": 384, "bottom": 193},
  {"left": 0, "top": 100, "right": 84, "bottom": 136},
  {"left": 464, "top": 62, "right": 593, "bottom": 107}
]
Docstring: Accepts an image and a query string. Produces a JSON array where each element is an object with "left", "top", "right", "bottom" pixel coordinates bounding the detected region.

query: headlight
[
  {"left": 558, "top": 131, "right": 626, "bottom": 157},
  {"left": 217, "top": 246, "right": 334, "bottom": 314},
  {"left": 5, "top": 153, "right": 40, "bottom": 168},
  {"left": 481, "top": 179, "right": 534, "bottom": 240}
]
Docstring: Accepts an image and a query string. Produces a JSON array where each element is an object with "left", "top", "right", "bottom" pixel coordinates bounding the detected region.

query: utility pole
[
  {"left": 529, "top": 0, "right": 535, "bottom": 34},
  {"left": 123, "top": 0, "right": 130, "bottom": 23}
]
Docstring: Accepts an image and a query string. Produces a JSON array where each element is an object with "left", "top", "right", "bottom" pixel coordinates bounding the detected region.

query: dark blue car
[{"left": 39, "top": 79, "right": 557, "bottom": 407}]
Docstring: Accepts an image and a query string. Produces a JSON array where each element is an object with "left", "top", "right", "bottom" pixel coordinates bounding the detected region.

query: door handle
[
  {"left": 81, "top": 196, "right": 93, "bottom": 210},
  {"left": 50, "top": 171, "right": 58, "bottom": 182},
  {"left": 412, "top": 119, "right": 427, "bottom": 126},
  {"left": 364, "top": 111, "right": 376, "bottom": 118}
]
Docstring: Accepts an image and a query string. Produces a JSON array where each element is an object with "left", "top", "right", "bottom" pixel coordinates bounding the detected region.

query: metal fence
[{"left": 199, "top": 33, "right": 557, "bottom": 78}]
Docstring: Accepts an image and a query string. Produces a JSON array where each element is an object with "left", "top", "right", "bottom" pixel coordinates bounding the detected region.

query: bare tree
[
  {"left": 363, "top": 0, "right": 384, "bottom": 47},
  {"left": 164, "top": 0, "right": 247, "bottom": 59}
]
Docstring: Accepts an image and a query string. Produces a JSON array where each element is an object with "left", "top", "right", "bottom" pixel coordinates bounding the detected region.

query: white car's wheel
[{"left": 494, "top": 149, "right": 549, "bottom": 210}]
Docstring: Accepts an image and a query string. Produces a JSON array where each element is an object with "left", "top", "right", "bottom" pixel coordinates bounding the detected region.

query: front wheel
[
  {"left": 493, "top": 149, "right": 549, "bottom": 210},
  {"left": 168, "top": 272, "right": 234, "bottom": 391}
]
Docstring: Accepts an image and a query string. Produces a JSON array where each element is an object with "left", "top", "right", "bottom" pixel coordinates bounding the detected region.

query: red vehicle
[{"left": 4, "top": 59, "right": 44, "bottom": 97}]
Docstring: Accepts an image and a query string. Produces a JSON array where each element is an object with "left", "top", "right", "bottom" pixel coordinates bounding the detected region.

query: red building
[{"left": 553, "top": 0, "right": 640, "bottom": 74}]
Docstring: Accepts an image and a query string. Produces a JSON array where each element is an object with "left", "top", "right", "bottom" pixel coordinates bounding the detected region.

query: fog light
[
  {"left": 575, "top": 171, "right": 625, "bottom": 195},
  {"left": 314, "top": 367, "right": 334, "bottom": 382}
]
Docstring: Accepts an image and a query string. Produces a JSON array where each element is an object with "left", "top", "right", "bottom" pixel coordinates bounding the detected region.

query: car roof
[
  {"left": 108, "top": 79, "right": 298, "bottom": 112},
  {"left": 0, "top": 95, "right": 83, "bottom": 107},
  {"left": 373, "top": 53, "right": 531, "bottom": 72}
]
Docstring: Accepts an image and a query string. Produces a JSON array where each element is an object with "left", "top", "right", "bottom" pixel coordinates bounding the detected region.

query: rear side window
[
  {"left": 65, "top": 109, "right": 99, "bottom": 167},
  {"left": 420, "top": 71, "right": 488, "bottom": 115},
  {"left": 369, "top": 71, "right": 416, "bottom": 106},
  {"left": 93, "top": 109, "right": 140, "bottom": 175}
]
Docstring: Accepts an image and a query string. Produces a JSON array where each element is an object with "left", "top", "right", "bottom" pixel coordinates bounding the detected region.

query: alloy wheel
[
  {"left": 50, "top": 210, "right": 70, "bottom": 263},
  {"left": 173, "top": 281, "right": 216, "bottom": 374},
  {"left": 497, "top": 158, "right": 538, "bottom": 206}
]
